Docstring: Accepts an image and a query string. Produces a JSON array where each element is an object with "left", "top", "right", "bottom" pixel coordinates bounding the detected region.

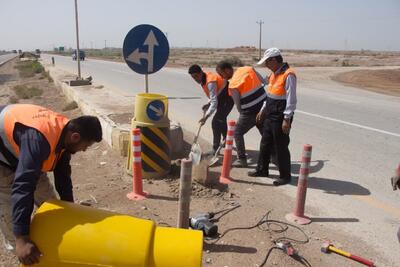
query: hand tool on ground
[
  {"left": 208, "top": 139, "right": 225, "bottom": 167},
  {"left": 276, "top": 241, "right": 297, "bottom": 256},
  {"left": 189, "top": 123, "right": 203, "bottom": 165},
  {"left": 321, "top": 241, "right": 375, "bottom": 266},
  {"left": 189, "top": 213, "right": 218, "bottom": 237}
]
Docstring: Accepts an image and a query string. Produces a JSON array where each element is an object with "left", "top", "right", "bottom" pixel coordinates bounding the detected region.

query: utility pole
[
  {"left": 256, "top": 20, "right": 264, "bottom": 60},
  {"left": 74, "top": 0, "right": 81, "bottom": 79},
  {"left": 104, "top": 40, "right": 107, "bottom": 49}
]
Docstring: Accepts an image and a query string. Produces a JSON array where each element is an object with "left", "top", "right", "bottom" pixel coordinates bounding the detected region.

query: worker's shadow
[
  {"left": 245, "top": 150, "right": 326, "bottom": 175},
  {"left": 291, "top": 175, "right": 371, "bottom": 196},
  {"left": 203, "top": 242, "right": 257, "bottom": 254}
]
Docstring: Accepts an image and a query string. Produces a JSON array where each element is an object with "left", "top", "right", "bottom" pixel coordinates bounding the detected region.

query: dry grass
[
  {"left": 62, "top": 101, "right": 78, "bottom": 111},
  {"left": 14, "top": 60, "right": 44, "bottom": 78},
  {"left": 13, "top": 85, "right": 43, "bottom": 99}
]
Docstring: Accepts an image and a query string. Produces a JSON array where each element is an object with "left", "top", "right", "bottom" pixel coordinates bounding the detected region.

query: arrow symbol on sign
[
  {"left": 149, "top": 104, "right": 163, "bottom": 117},
  {"left": 125, "top": 30, "right": 159, "bottom": 72}
]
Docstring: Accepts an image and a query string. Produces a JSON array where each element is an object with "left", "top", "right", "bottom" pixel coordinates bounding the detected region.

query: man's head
[
  {"left": 216, "top": 61, "right": 234, "bottom": 80},
  {"left": 257, "top": 47, "right": 283, "bottom": 72},
  {"left": 64, "top": 116, "right": 102, "bottom": 154},
  {"left": 188, "top": 64, "right": 204, "bottom": 84}
]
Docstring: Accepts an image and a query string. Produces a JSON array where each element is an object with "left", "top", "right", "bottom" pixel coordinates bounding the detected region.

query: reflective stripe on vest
[
  {"left": 267, "top": 67, "right": 296, "bottom": 100},
  {"left": 202, "top": 72, "right": 227, "bottom": 98},
  {"left": 229, "top": 67, "right": 266, "bottom": 110},
  {"left": 0, "top": 104, "right": 69, "bottom": 171}
]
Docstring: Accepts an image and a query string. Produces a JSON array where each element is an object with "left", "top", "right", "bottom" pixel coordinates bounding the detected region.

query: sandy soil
[
  {"left": 332, "top": 68, "right": 400, "bottom": 97},
  {"left": 0, "top": 58, "right": 390, "bottom": 266}
]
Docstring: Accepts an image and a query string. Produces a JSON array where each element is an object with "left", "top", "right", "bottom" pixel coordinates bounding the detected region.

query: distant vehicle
[
  {"left": 35, "top": 49, "right": 41, "bottom": 58},
  {"left": 12, "top": 50, "right": 17, "bottom": 53},
  {"left": 72, "top": 50, "right": 85, "bottom": 61}
]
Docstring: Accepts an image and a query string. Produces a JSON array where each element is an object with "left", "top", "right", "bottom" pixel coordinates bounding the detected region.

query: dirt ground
[
  {"left": 0, "top": 58, "right": 391, "bottom": 266},
  {"left": 75, "top": 47, "right": 400, "bottom": 68},
  {"left": 332, "top": 68, "right": 400, "bottom": 97}
]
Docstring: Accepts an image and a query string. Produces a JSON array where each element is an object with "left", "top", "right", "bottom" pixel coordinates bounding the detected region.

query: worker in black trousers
[
  {"left": 249, "top": 48, "right": 297, "bottom": 186},
  {"left": 188, "top": 64, "right": 233, "bottom": 154}
]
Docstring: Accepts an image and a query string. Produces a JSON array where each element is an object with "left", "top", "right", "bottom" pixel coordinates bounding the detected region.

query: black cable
[
  {"left": 205, "top": 210, "right": 311, "bottom": 266},
  {"left": 210, "top": 204, "right": 241, "bottom": 222},
  {"left": 259, "top": 246, "right": 280, "bottom": 267}
]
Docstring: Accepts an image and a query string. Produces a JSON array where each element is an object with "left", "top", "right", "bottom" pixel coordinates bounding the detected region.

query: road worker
[
  {"left": 216, "top": 61, "right": 266, "bottom": 167},
  {"left": 248, "top": 48, "right": 297, "bottom": 186},
  {"left": 188, "top": 64, "right": 234, "bottom": 154},
  {"left": 0, "top": 104, "right": 102, "bottom": 265}
]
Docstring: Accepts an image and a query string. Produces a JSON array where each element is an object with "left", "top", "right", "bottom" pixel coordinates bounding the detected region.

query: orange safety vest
[
  {"left": 229, "top": 67, "right": 266, "bottom": 110},
  {"left": 202, "top": 72, "right": 226, "bottom": 98},
  {"left": 0, "top": 104, "right": 69, "bottom": 171},
  {"left": 268, "top": 67, "right": 296, "bottom": 97}
]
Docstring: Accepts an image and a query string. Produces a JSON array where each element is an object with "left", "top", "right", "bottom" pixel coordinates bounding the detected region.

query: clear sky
[{"left": 1, "top": 0, "right": 399, "bottom": 51}]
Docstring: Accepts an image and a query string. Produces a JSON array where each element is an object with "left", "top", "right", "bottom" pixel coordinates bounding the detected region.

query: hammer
[{"left": 321, "top": 241, "right": 375, "bottom": 266}]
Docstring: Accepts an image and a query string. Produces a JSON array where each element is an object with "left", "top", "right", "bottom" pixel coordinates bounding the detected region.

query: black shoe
[
  {"left": 273, "top": 178, "right": 291, "bottom": 186},
  {"left": 248, "top": 169, "right": 269, "bottom": 177},
  {"left": 232, "top": 158, "right": 248, "bottom": 168}
]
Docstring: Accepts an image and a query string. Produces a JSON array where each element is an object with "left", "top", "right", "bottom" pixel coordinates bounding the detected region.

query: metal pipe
[
  {"left": 177, "top": 158, "right": 192, "bottom": 229},
  {"left": 74, "top": 0, "right": 81, "bottom": 79}
]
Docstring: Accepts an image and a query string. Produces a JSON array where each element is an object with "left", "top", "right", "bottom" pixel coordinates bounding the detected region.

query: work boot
[
  {"left": 273, "top": 177, "right": 291, "bottom": 186},
  {"left": 248, "top": 169, "right": 269, "bottom": 177},
  {"left": 232, "top": 157, "right": 248, "bottom": 168}
]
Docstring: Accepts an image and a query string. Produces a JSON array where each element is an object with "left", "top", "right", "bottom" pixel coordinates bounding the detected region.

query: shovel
[
  {"left": 208, "top": 139, "right": 225, "bottom": 167},
  {"left": 189, "top": 123, "right": 203, "bottom": 165}
]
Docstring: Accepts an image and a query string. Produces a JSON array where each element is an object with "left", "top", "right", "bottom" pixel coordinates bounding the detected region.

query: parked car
[{"left": 72, "top": 50, "right": 85, "bottom": 61}]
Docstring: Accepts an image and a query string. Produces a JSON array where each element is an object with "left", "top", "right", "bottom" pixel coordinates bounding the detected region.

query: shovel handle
[{"left": 193, "top": 124, "right": 203, "bottom": 144}]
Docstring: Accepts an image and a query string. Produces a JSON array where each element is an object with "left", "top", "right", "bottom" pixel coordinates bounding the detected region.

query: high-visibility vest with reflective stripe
[
  {"left": 229, "top": 67, "right": 266, "bottom": 110},
  {"left": 0, "top": 104, "right": 69, "bottom": 171},
  {"left": 267, "top": 67, "right": 296, "bottom": 98},
  {"left": 202, "top": 72, "right": 226, "bottom": 98}
]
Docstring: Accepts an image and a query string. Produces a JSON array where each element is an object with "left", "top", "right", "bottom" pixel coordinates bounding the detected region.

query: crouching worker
[{"left": 0, "top": 104, "right": 102, "bottom": 265}]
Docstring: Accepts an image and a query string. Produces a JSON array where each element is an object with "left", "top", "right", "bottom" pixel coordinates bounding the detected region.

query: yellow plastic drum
[
  {"left": 127, "top": 93, "right": 171, "bottom": 179},
  {"left": 22, "top": 200, "right": 203, "bottom": 267}
]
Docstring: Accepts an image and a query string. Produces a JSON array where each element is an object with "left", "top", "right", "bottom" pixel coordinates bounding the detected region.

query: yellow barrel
[
  {"left": 22, "top": 200, "right": 203, "bottom": 267},
  {"left": 127, "top": 93, "right": 171, "bottom": 179}
]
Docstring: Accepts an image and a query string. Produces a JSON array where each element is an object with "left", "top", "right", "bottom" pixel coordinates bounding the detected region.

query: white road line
[
  {"left": 327, "top": 96, "right": 360, "bottom": 104},
  {"left": 297, "top": 110, "right": 400, "bottom": 138}
]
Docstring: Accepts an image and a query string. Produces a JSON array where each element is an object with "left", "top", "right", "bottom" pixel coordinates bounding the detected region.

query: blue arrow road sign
[
  {"left": 146, "top": 100, "right": 165, "bottom": 121},
  {"left": 123, "top": 24, "right": 169, "bottom": 75}
]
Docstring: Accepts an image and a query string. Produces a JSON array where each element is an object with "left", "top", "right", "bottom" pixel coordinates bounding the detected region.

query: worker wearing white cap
[{"left": 248, "top": 48, "right": 297, "bottom": 186}]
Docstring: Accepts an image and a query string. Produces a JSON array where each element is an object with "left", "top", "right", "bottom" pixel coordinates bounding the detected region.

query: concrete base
[
  {"left": 219, "top": 176, "right": 233, "bottom": 185},
  {"left": 126, "top": 191, "right": 148, "bottom": 201},
  {"left": 69, "top": 79, "right": 92, "bottom": 86},
  {"left": 285, "top": 213, "right": 312, "bottom": 225}
]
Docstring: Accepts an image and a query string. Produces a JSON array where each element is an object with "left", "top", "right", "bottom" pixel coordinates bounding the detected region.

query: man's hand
[
  {"left": 15, "top": 236, "right": 42, "bottom": 265},
  {"left": 199, "top": 116, "right": 208, "bottom": 126},
  {"left": 282, "top": 119, "right": 291, "bottom": 135}
]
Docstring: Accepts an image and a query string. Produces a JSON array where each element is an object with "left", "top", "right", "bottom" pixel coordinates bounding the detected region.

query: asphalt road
[
  {"left": 0, "top": 53, "right": 17, "bottom": 66},
  {"left": 42, "top": 54, "right": 400, "bottom": 266}
]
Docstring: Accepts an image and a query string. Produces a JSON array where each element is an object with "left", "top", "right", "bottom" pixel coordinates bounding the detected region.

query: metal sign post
[
  {"left": 145, "top": 74, "right": 149, "bottom": 93},
  {"left": 122, "top": 24, "right": 170, "bottom": 92},
  {"left": 74, "top": 0, "right": 81, "bottom": 79}
]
